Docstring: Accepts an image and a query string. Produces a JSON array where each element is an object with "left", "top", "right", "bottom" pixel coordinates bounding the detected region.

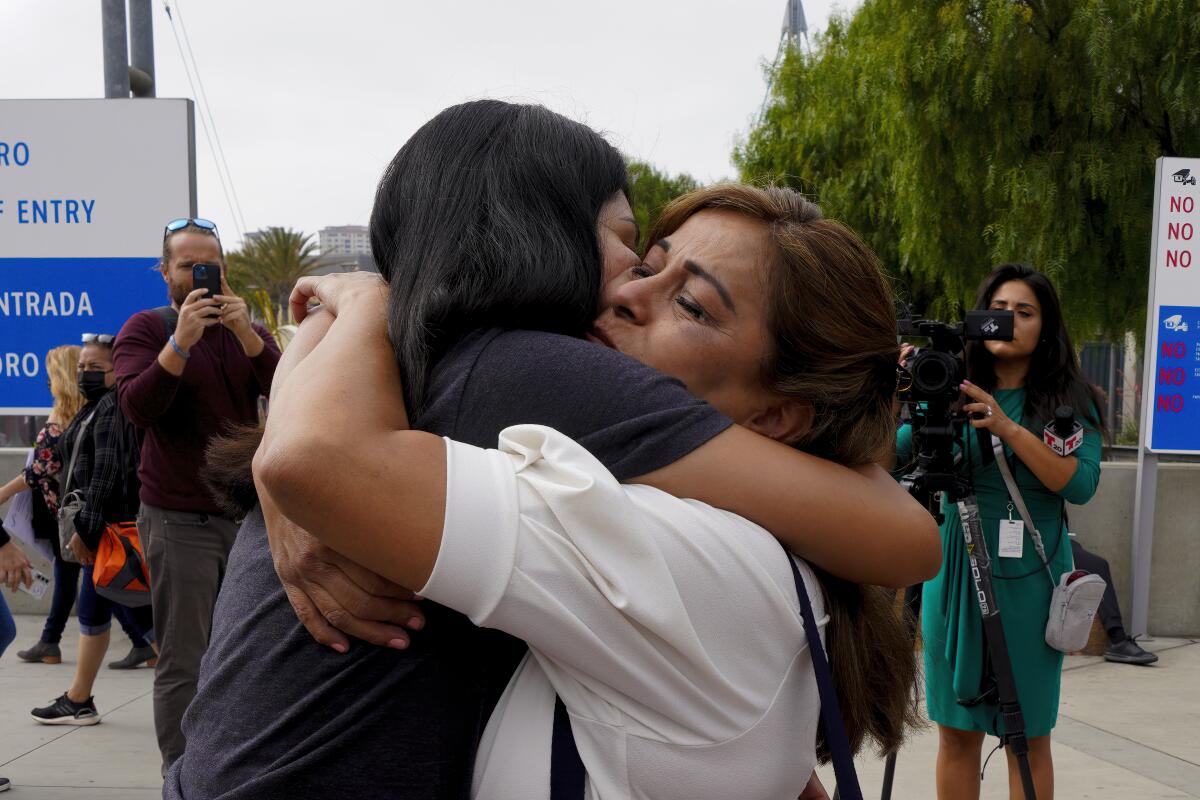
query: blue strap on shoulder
[
  {"left": 549, "top": 543, "right": 864, "bottom": 800},
  {"left": 786, "top": 550, "right": 864, "bottom": 800}
]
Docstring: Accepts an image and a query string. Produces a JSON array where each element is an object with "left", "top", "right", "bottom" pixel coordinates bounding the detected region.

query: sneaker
[
  {"left": 31, "top": 693, "right": 100, "bottom": 726},
  {"left": 17, "top": 640, "right": 62, "bottom": 664},
  {"left": 108, "top": 645, "right": 157, "bottom": 670},
  {"left": 0, "top": 774, "right": 9, "bottom": 791},
  {"left": 1105, "top": 637, "right": 1159, "bottom": 665}
]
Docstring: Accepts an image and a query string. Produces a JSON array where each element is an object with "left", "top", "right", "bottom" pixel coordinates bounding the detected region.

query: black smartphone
[{"left": 191, "top": 262, "right": 223, "bottom": 300}]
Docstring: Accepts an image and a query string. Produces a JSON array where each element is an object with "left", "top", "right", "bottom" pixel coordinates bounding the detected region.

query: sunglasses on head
[
  {"left": 164, "top": 218, "right": 219, "bottom": 238},
  {"left": 81, "top": 333, "right": 116, "bottom": 345}
]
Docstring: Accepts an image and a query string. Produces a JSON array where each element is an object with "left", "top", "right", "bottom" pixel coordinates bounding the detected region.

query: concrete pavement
[{"left": 1, "top": 613, "right": 1197, "bottom": 798}]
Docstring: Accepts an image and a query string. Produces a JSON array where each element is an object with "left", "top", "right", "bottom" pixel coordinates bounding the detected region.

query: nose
[{"left": 610, "top": 272, "right": 660, "bottom": 325}]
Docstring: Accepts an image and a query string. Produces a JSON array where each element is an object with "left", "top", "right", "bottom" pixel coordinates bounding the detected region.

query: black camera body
[
  {"left": 896, "top": 309, "right": 1015, "bottom": 519},
  {"left": 898, "top": 311, "right": 1014, "bottom": 401}
]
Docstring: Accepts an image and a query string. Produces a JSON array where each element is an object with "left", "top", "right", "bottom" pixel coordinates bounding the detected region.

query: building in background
[
  {"left": 319, "top": 225, "right": 371, "bottom": 257},
  {"left": 314, "top": 224, "right": 374, "bottom": 275}
]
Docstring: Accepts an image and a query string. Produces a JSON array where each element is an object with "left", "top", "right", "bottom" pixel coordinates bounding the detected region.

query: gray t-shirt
[{"left": 168, "top": 329, "right": 731, "bottom": 799}]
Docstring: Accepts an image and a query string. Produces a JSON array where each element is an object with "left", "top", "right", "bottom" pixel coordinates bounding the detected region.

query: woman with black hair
[
  {"left": 897, "top": 263, "right": 1104, "bottom": 799},
  {"left": 173, "top": 100, "right": 936, "bottom": 799},
  {"left": 29, "top": 337, "right": 155, "bottom": 727}
]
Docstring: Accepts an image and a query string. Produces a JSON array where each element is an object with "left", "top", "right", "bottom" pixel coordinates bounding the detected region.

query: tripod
[{"left": 882, "top": 440, "right": 1039, "bottom": 800}]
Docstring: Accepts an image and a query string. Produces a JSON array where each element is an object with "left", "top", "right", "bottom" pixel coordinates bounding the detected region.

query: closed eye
[{"left": 676, "top": 296, "right": 707, "bottom": 320}]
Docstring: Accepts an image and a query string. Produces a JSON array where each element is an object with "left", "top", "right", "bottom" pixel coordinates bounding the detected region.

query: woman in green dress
[{"left": 897, "top": 263, "right": 1105, "bottom": 800}]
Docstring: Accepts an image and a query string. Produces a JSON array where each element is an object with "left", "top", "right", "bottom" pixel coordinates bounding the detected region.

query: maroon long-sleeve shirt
[{"left": 113, "top": 310, "right": 280, "bottom": 515}]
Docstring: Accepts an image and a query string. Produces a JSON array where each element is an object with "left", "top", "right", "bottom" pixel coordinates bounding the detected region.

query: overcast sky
[{"left": 3, "top": 0, "right": 860, "bottom": 248}]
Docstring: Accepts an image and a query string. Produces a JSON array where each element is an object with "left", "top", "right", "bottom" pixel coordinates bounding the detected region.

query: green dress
[{"left": 896, "top": 389, "right": 1101, "bottom": 737}]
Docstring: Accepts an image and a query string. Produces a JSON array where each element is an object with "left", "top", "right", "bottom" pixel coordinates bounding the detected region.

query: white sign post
[
  {"left": 0, "top": 98, "right": 195, "bottom": 413},
  {"left": 1131, "top": 156, "right": 1200, "bottom": 636}
]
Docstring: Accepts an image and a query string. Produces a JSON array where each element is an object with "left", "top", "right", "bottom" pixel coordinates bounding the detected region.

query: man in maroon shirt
[{"left": 112, "top": 219, "right": 280, "bottom": 773}]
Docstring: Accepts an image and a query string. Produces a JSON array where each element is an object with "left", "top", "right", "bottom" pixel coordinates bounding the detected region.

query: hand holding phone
[{"left": 18, "top": 569, "right": 50, "bottom": 600}]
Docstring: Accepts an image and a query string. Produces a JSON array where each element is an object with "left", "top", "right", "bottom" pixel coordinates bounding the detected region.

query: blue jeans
[
  {"left": 0, "top": 591, "right": 15, "bottom": 659},
  {"left": 76, "top": 564, "right": 154, "bottom": 643},
  {"left": 41, "top": 553, "right": 81, "bottom": 645}
]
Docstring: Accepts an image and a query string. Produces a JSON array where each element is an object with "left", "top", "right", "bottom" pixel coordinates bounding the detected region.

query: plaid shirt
[{"left": 59, "top": 391, "right": 141, "bottom": 551}]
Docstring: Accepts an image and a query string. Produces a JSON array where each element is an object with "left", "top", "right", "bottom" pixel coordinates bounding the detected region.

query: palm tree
[
  {"left": 226, "top": 227, "right": 320, "bottom": 323},
  {"left": 225, "top": 226, "right": 319, "bottom": 311}
]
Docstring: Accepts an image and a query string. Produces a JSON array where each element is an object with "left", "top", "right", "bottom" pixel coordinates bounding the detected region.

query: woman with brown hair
[{"left": 255, "top": 182, "right": 925, "bottom": 798}]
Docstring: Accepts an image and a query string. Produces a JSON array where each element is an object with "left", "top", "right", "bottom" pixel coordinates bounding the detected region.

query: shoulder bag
[
  {"left": 992, "top": 435, "right": 1107, "bottom": 653},
  {"left": 57, "top": 410, "right": 97, "bottom": 564}
]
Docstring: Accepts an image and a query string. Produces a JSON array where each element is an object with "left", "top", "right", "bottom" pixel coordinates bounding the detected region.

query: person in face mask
[{"left": 30, "top": 335, "right": 155, "bottom": 727}]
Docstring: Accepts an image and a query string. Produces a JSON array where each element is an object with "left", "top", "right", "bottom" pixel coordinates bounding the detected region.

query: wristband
[{"left": 168, "top": 335, "right": 190, "bottom": 361}]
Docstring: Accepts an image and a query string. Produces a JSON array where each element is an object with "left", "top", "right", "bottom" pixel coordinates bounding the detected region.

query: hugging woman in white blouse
[{"left": 254, "top": 181, "right": 929, "bottom": 799}]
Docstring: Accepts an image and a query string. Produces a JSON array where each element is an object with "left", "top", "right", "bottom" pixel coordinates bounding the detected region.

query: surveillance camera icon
[{"left": 1163, "top": 314, "right": 1189, "bottom": 333}]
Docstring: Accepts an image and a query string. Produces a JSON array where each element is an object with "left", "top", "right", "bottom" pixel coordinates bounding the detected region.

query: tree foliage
[
  {"left": 736, "top": 0, "right": 1200, "bottom": 336},
  {"left": 226, "top": 226, "right": 320, "bottom": 318},
  {"left": 627, "top": 160, "right": 699, "bottom": 251}
]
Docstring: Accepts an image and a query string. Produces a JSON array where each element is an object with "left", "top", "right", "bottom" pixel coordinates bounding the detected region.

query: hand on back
[{"left": 290, "top": 272, "right": 387, "bottom": 323}]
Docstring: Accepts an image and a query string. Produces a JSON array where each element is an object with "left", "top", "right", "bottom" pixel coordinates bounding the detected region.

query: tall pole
[
  {"left": 128, "top": 0, "right": 156, "bottom": 97},
  {"left": 101, "top": 0, "right": 131, "bottom": 98}
]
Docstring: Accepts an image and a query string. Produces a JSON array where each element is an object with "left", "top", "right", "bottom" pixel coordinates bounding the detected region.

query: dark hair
[
  {"left": 650, "top": 184, "right": 922, "bottom": 760},
  {"left": 162, "top": 222, "right": 224, "bottom": 267},
  {"left": 372, "top": 100, "right": 628, "bottom": 414},
  {"left": 204, "top": 100, "right": 627, "bottom": 511},
  {"left": 965, "top": 263, "right": 1107, "bottom": 438}
]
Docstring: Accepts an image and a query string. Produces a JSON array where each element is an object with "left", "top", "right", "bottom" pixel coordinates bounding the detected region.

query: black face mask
[{"left": 78, "top": 371, "right": 110, "bottom": 402}]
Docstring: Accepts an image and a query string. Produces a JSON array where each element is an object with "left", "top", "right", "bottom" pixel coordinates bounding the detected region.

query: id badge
[{"left": 998, "top": 519, "right": 1025, "bottom": 558}]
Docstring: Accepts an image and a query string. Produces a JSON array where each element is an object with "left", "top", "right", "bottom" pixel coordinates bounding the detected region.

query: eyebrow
[
  {"left": 991, "top": 299, "right": 1038, "bottom": 311},
  {"left": 651, "top": 238, "right": 670, "bottom": 253},
  {"left": 685, "top": 259, "right": 736, "bottom": 313}
]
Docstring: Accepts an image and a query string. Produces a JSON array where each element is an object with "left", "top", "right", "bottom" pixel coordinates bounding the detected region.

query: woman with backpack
[{"left": 30, "top": 334, "right": 155, "bottom": 726}]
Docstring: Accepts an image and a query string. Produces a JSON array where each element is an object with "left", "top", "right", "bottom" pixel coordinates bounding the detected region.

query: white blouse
[{"left": 419, "top": 425, "right": 827, "bottom": 800}]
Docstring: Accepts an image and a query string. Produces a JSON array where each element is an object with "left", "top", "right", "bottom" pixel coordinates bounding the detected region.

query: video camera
[{"left": 895, "top": 309, "right": 1014, "bottom": 519}]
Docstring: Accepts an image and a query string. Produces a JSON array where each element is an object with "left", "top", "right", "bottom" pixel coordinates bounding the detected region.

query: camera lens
[{"left": 911, "top": 351, "right": 963, "bottom": 398}]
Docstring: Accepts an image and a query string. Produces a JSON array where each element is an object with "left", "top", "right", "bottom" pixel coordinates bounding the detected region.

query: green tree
[
  {"left": 736, "top": 0, "right": 1200, "bottom": 336},
  {"left": 226, "top": 226, "right": 320, "bottom": 323},
  {"left": 627, "top": 160, "right": 699, "bottom": 250}
]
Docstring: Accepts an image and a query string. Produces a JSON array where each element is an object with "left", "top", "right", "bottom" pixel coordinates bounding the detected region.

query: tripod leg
[{"left": 880, "top": 583, "right": 923, "bottom": 800}]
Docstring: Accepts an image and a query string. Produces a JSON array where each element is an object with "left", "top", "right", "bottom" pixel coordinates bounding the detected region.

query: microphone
[{"left": 1043, "top": 405, "right": 1084, "bottom": 456}]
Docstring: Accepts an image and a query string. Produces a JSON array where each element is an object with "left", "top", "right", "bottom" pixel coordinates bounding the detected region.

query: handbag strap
[
  {"left": 60, "top": 410, "right": 97, "bottom": 499},
  {"left": 786, "top": 550, "right": 864, "bottom": 800},
  {"left": 548, "top": 546, "right": 863, "bottom": 800},
  {"left": 991, "top": 435, "right": 1056, "bottom": 587}
]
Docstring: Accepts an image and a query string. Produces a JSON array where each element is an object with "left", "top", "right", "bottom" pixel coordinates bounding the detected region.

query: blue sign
[
  {"left": 1150, "top": 305, "right": 1200, "bottom": 451},
  {"left": 0, "top": 257, "right": 163, "bottom": 411}
]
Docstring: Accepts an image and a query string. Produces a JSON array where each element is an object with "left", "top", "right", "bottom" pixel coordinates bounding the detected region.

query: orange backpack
[{"left": 93, "top": 521, "right": 152, "bottom": 607}]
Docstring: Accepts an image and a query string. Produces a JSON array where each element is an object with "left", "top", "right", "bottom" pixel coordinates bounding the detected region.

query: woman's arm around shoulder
[{"left": 635, "top": 426, "right": 940, "bottom": 589}]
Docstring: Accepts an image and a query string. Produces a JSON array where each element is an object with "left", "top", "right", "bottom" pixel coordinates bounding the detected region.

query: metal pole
[
  {"left": 127, "top": 0, "right": 156, "bottom": 97},
  {"left": 1130, "top": 448, "right": 1158, "bottom": 637},
  {"left": 101, "top": 0, "right": 130, "bottom": 98},
  {"left": 1130, "top": 157, "right": 1169, "bottom": 639}
]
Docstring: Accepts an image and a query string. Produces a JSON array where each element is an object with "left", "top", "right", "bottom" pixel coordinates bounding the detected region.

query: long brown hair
[
  {"left": 650, "top": 184, "right": 922, "bottom": 759},
  {"left": 47, "top": 345, "right": 85, "bottom": 426}
]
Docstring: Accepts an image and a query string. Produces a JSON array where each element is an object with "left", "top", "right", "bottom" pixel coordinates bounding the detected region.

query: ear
[
  {"left": 743, "top": 397, "right": 813, "bottom": 444},
  {"left": 160, "top": 261, "right": 169, "bottom": 283}
]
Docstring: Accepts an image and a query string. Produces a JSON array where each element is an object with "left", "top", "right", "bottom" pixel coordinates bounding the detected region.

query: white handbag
[{"left": 992, "top": 436, "right": 1107, "bottom": 653}]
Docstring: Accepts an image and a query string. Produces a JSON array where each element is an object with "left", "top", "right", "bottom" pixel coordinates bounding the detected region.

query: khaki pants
[{"left": 138, "top": 503, "right": 238, "bottom": 774}]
